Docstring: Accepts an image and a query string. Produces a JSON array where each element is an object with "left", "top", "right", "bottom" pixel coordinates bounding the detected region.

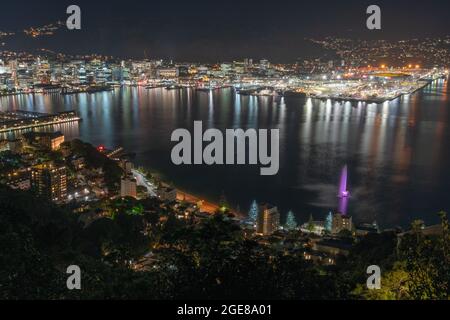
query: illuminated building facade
[
  {"left": 331, "top": 213, "right": 352, "bottom": 234},
  {"left": 256, "top": 203, "right": 280, "bottom": 235},
  {"left": 120, "top": 175, "right": 137, "bottom": 199},
  {"left": 156, "top": 67, "right": 179, "bottom": 79},
  {"left": 31, "top": 163, "right": 67, "bottom": 203},
  {"left": 159, "top": 187, "right": 177, "bottom": 202}
]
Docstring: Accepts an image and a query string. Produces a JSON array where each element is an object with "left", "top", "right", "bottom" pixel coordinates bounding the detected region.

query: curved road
[{"left": 132, "top": 169, "right": 158, "bottom": 198}]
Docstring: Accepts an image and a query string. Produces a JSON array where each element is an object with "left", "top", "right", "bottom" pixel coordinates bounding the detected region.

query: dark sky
[{"left": 1, "top": 0, "right": 450, "bottom": 62}]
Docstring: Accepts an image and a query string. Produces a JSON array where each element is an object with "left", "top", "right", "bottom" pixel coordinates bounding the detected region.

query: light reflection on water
[{"left": 0, "top": 79, "right": 449, "bottom": 228}]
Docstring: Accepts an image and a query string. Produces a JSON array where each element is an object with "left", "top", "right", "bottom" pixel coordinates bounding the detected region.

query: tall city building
[
  {"left": 120, "top": 175, "right": 137, "bottom": 199},
  {"left": 31, "top": 163, "right": 67, "bottom": 203},
  {"left": 121, "top": 160, "right": 133, "bottom": 175},
  {"left": 78, "top": 66, "right": 87, "bottom": 84},
  {"left": 259, "top": 59, "right": 270, "bottom": 70},
  {"left": 256, "top": 204, "right": 280, "bottom": 235}
]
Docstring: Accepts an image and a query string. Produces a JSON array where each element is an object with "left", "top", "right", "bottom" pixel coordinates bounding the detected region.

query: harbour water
[{"left": 1, "top": 78, "right": 449, "bottom": 228}]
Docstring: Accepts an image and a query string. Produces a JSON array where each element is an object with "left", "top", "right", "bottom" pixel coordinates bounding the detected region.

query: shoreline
[
  {"left": 134, "top": 167, "right": 242, "bottom": 218},
  {"left": 175, "top": 188, "right": 244, "bottom": 219},
  {"left": 0, "top": 117, "right": 81, "bottom": 133},
  {"left": 310, "top": 80, "right": 432, "bottom": 104},
  {"left": 175, "top": 188, "right": 220, "bottom": 214},
  {"left": 1, "top": 78, "right": 440, "bottom": 104},
  {"left": 2, "top": 80, "right": 445, "bottom": 229}
]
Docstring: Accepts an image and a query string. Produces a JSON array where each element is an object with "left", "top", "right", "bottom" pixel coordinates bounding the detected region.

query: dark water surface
[{"left": 1, "top": 78, "right": 449, "bottom": 228}]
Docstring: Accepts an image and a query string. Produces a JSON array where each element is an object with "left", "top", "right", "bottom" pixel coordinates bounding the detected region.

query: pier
[{"left": 0, "top": 110, "right": 81, "bottom": 133}]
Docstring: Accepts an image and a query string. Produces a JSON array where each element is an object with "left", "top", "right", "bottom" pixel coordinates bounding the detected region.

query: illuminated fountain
[
  {"left": 338, "top": 165, "right": 350, "bottom": 198},
  {"left": 338, "top": 165, "right": 350, "bottom": 214}
]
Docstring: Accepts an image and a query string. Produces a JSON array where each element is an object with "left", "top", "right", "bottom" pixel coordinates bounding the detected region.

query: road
[
  {"left": 133, "top": 169, "right": 243, "bottom": 218},
  {"left": 132, "top": 169, "right": 158, "bottom": 198}
]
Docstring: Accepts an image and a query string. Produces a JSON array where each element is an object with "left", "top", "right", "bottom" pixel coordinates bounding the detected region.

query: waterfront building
[
  {"left": 33, "top": 58, "right": 50, "bottom": 84},
  {"left": 260, "top": 59, "right": 270, "bottom": 70},
  {"left": 232, "top": 61, "right": 246, "bottom": 74},
  {"left": 24, "top": 131, "right": 65, "bottom": 150},
  {"left": 31, "top": 163, "right": 67, "bottom": 203},
  {"left": 0, "top": 68, "right": 13, "bottom": 90},
  {"left": 331, "top": 213, "right": 352, "bottom": 234},
  {"left": 78, "top": 66, "right": 87, "bottom": 84},
  {"left": 256, "top": 203, "right": 280, "bottom": 235},
  {"left": 159, "top": 186, "right": 177, "bottom": 203},
  {"left": 220, "top": 63, "right": 232, "bottom": 76},
  {"left": 177, "top": 65, "right": 190, "bottom": 77},
  {"left": 120, "top": 65, "right": 131, "bottom": 84},
  {"left": 197, "top": 66, "right": 209, "bottom": 76},
  {"left": 120, "top": 175, "right": 137, "bottom": 198},
  {"left": 157, "top": 67, "right": 179, "bottom": 79}
]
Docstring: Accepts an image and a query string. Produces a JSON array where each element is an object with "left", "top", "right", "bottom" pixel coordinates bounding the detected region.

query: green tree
[
  {"left": 353, "top": 262, "right": 411, "bottom": 300},
  {"left": 397, "top": 214, "right": 449, "bottom": 299},
  {"left": 325, "top": 212, "right": 333, "bottom": 232},
  {"left": 248, "top": 200, "right": 259, "bottom": 223},
  {"left": 285, "top": 211, "right": 297, "bottom": 231},
  {"left": 307, "top": 214, "right": 315, "bottom": 232}
]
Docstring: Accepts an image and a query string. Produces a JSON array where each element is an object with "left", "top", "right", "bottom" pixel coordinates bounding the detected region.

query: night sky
[{"left": 1, "top": 0, "right": 450, "bottom": 62}]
